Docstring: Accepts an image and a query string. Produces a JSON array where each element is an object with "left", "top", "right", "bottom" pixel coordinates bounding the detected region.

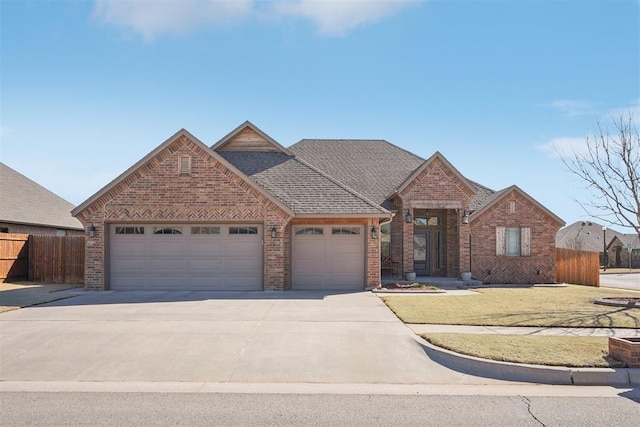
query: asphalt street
[
  {"left": 600, "top": 273, "right": 640, "bottom": 291},
  {"left": 1, "top": 391, "right": 639, "bottom": 426}
]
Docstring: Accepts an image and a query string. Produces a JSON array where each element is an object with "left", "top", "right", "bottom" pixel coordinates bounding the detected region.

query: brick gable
[
  {"left": 470, "top": 188, "right": 564, "bottom": 284},
  {"left": 75, "top": 133, "right": 292, "bottom": 290}
]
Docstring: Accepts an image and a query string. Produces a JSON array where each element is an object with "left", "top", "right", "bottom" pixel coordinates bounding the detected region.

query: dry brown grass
[
  {"left": 421, "top": 333, "right": 622, "bottom": 368},
  {"left": 383, "top": 285, "right": 640, "bottom": 328}
]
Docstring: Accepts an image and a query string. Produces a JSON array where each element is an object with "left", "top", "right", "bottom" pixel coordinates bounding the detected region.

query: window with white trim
[{"left": 496, "top": 226, "right": 531, "bottom": 257}]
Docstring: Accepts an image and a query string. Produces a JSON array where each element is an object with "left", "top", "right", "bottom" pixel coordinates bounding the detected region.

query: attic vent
[
  {"left": 509, "top": 200, "right": 516, "bottom": 215},
  {"left": 179, "top": 156, "right": 191, "bottom": 176}
]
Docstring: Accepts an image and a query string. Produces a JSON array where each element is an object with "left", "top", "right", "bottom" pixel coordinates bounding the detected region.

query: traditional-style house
[{"left": 72, "top": 121, "right": 564, "bottom": 290}]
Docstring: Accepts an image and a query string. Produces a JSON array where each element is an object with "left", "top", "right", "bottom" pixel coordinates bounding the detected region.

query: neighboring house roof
[
  {"left": 0, "top": 162, "right": 83, "bottom": 230},
  {"left": 219, "top": 151, "right": 390, "bottom": 216},
  {"left": 607, "top": 234, "right": 640, "bottom": 250},
  {"left": 289, "top": 139, "right": 424, "bottom": 205},
  {"left": 469, "top": 185, "right": 565, "bottom": 226},
  {"left": 72, "top": 129, "right": 295, "bottom": 218},
  {"left": 556, "top": 221, "right": 624, "bottom": 252}
]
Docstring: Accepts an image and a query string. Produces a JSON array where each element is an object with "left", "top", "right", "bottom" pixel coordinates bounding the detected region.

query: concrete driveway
[{"left": 0, "top": 290, "right": 496, "bottom": 385}]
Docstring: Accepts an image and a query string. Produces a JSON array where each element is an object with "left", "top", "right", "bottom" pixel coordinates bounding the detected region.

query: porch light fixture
[
  {"left": 461, "top": 211, "right": 469, "bottom": 225},
  {"left": 371, "top": 226, "right": 377, "bottom": 239},
  {"left": 270, "top": 225, "right": 277, "bottom": 238},
  {"left": 404, "top": 209, "right": 412, "bottom": 223},
  {"left": 89, "top": 224, "right": 96, "bottom": 237}
]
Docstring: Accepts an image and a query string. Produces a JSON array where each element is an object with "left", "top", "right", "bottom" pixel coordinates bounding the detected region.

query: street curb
[{"left": 418, "top": 337, "right": 640, "bottom": 386}]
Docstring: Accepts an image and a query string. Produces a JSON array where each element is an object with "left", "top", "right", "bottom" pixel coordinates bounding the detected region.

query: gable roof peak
[
  {"left": 396, "top": 151, "right": 477, "bottom": 196},
  {"left": 72, "top": 128, "right": 294, "bottom": 218},
  {"left": 211, "top": 121, "right": 292, "bottom": 155},
  {"left": 470, "top": 185, "right": 565, "bottom": 225}
]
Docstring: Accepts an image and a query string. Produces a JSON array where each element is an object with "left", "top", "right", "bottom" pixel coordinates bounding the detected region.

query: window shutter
[
  {"left": 496, "top": 226, "right": 506, "bottom": 256},
  {"left": 521, "top": 227, "right": 531, "bottom": 256}
]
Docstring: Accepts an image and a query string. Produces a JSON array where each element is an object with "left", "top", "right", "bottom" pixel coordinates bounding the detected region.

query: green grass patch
[
  {"left": 383, "top": 285, "right": 640, "bottom": 328},
  {"left": 421, "top": 333, "right": 623, "bottom": 368}
]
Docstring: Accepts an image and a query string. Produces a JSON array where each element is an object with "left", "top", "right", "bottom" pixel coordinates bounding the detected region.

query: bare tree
[{"left": 562, "top": 112, "right": 640, "bottom": 238}]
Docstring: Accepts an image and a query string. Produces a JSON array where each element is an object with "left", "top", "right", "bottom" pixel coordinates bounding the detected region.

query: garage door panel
[
  {"left": 111, "top": 258, "right": 148, "bottom": 272},
  {"left": 224, "top": 275, "right": 262, "bottom": 290},
  {"left": 227, "top": 241, "right": 260, "bottom": 255},
  {"left": 188, "top": 258, "right": 225, "bottom": 270},
  {"left": 111, "top": 241, "right": 148, "bottom": 256},
  {"left": 293, "top": 225, "right": 364, "bottom": 291},
  {"left": 188, "top": 241, "right": 224, "bottom": 255},
  {"left": 331, "top": 244, "right": 362, "bottom": 255},
  {"left": 294, "top": 241, "right": 325, "bottom": 256},
  {"left": 111, "top": 275, "right": 150, "bottom": 290},
  {"left": 225, "top": 257, "right": 261, "bottom": 271},
  {"left": 149, "top": 258, "right": 186, "bottom": 271},
  {"left": 294, "top": 258, "right": 325, "bottom": 273},
  {"left": 151, "top": 276, "right": 189, "bottom": 290},
  {"left": 292, "top": 275, "right": 327, "bottom": 289},
  {"left": 110, "top": 224, "right": 262, "bottom": 291},
  {"left": 328, "top": 258, "right": 359, "bottom": 273},
  {"left": 149, "top": 241, "right": 185, "bottom": 256}
]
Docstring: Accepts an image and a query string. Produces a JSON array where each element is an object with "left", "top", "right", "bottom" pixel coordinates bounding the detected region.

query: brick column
[{"left": 403, "top": 210, "right": 414, "bottom": 276}]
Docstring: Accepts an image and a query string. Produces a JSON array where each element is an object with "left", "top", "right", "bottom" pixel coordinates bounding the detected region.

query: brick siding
[
  {"left": 397, "top": 156, "right": 474, "bottom": 278},
  {"left": 75, "top": 135, "right": 292, "bottom": 290},
  {"left": 470, "top": 189, "right": 563, "bottom": 284}
]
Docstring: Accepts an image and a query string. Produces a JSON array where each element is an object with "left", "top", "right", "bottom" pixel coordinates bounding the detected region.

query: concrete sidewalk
[{"left": 408, "top": 324, "right": 640, "bottom": 337}]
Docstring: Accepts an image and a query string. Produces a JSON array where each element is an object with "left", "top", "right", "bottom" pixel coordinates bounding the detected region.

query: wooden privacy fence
[
  {"left": 556, "top": 248, "right": 600, "bottom": 287},
  {"left": 28, "top": 235, "right": 85, "bottom": 284},
  {"left": 0, "top": 234, "right": 85, "bottom": 284},
  {"left": 0, "top": 233, "right": 29, "bottom": 283}
]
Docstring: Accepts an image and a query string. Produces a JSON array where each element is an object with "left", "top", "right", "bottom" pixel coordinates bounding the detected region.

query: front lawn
[
  {"left": 421, "top": 334, "right": 621, "bottom": 368},
  {"left": 382, "top": 285, "right": 640, "bottom": 328}
]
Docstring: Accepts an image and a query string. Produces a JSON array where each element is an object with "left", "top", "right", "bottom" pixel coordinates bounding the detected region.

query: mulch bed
[{"left": 373, "top": 283, "right": 444, "bottom": 293}]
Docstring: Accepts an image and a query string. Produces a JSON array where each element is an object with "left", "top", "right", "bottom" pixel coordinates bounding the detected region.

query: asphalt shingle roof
[
  {"left": 289, "top": 140, "right": 425, "bottom": 205},
  {"left": 289, "top": 139, "right": 497, "bottom": 211},
  {"left": 555, "top": 221, "right": 624, "bottom": 251},
  {"left": 218, "top": 152, "right": 387, "bottom": 215},
  {"left": 0, "top": 162, "right": 83, "bottom": 230}
]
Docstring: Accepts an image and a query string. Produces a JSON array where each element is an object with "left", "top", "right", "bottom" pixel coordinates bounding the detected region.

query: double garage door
[{"left": 110, "top": 224, "right": 262, "bottom": 291}]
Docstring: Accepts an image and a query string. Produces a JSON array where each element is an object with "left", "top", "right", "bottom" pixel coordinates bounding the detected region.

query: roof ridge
[
  {"left": 292, "top": 139, "right": 426, "bottom": 163},
  {"left": 291, "top": 155, "right": 390, "bottom": 215}
]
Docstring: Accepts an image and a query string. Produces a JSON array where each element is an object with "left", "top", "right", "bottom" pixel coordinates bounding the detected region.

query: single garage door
[
  {"left": 110, "top": 224, "right": 262, "bottom": 291},
  {"left": 292, "top": 225, "right": 365, "bottom": 290}
]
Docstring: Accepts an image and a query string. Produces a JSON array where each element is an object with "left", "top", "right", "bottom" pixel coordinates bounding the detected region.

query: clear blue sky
[{"left": 2, "top": 0, "right": 639, "bottom": 231}]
